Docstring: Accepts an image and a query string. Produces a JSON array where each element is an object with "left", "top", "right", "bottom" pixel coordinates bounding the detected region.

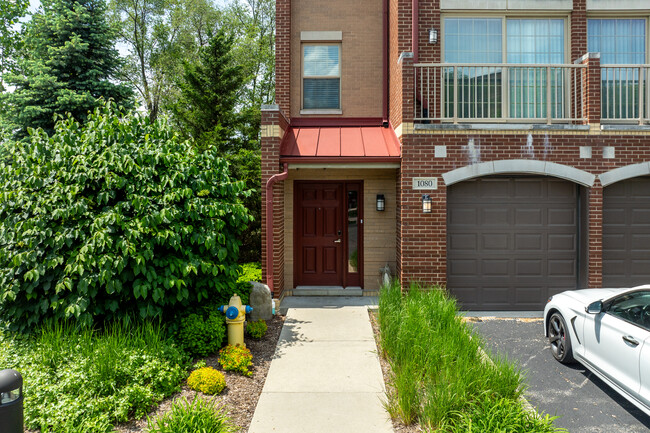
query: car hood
[{"left": 561, "top": 288, "right": 625, "bottom": 305}]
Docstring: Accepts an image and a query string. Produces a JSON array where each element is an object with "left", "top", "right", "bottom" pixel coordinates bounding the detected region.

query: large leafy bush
[{"left": 0, "top": 103, "right": 251, "bottom": 330}]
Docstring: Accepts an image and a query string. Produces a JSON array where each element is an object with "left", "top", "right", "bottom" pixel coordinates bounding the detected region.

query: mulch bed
[{"left": 114, "top": 314, "right": 285, "bottom": 432}]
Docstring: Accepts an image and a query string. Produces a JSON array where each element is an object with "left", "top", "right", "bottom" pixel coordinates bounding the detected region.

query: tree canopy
[{"left": 1, "top": 0, "right": 133, "bottom": 136}]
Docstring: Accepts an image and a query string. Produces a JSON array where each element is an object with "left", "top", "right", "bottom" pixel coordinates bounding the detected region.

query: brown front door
[
  {"left": 295, "top": 182, "right": 344, "bottom": 286},
  {"left": 295, "top": 181, "right": 363, "bottom": 287}
]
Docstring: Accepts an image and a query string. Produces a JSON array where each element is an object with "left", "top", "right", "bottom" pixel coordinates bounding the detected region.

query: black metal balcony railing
[{"left": 414, "top": 63, "right": 588, "bottom": 124}]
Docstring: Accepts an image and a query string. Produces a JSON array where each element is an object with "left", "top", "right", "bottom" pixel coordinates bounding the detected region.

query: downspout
[
  {"left": 265, "top": 163, "right": 289, "bottom": 295},
  {"left": 382, "top": 0, "right": 389, "bottom": 125},
  {"left": 412, "top": 0, "right": 419, "bottom": 62}
]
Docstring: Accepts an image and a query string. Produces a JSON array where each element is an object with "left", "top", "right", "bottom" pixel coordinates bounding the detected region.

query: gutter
[{"left": 265, "top": 163, "right": 289, "bottom": 295}]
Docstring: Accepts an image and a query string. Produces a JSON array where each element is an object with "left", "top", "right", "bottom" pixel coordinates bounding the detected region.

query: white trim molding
[
  {"left": 442, "top": 159, "right": 596, "bottom": 187},
  {"left": 300, "top": 31, "right": 342, "bottom": 41},
  {"left": 598, "top": 162, "right": 650, "bottom": 187}
]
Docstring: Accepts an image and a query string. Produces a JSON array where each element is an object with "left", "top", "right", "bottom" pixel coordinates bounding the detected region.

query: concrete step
[{"left": 293, "top": 286, "right": 363, "bottom": 297}]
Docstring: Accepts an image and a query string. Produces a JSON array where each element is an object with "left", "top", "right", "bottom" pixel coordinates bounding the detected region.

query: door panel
[
  {"left": 295, "top": 182, "right": 344, "bottom": 286},
  {"left": 447, "top": 177, "right": 579, "bottom": 310},
  {"left": 603, "top": 177, "right": 650, "bottom": 287},
  {"left": 583, "top": 313, "right": 645, "bottom": 397}
]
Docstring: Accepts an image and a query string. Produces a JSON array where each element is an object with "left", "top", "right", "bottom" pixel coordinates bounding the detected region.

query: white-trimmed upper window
[
  {"left": 443, "top": 17, "right": 565, "bottom": 64},
  {"left": 302, "top": 44, "right": 341, "bottom": 110}
]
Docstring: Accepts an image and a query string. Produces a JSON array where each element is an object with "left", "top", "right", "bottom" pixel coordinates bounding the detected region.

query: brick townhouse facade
[{"left": 261, "top": 0, "right": 650, "bottom": 310}]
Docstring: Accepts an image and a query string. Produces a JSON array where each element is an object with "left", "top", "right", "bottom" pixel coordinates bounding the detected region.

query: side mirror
[{"left": 586, "top": 300, "right": 603, "bottom": 314}]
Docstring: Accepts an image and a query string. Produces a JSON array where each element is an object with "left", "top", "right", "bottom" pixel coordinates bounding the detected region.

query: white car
[{"left": 544, "top": 284, "right": 650, "bottom": 417}]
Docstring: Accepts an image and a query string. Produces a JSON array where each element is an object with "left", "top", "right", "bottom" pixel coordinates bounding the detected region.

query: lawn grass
[
  {"left": 0, "top": 317, "right": 189, "bottom": 433},
  {"left": 378, "top": 282, "right": 567, "bottom": 432}
]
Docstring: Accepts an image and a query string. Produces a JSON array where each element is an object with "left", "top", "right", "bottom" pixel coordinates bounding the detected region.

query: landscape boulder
[{"left": 248, "top": 282, "right": 272, "bottom": 321}]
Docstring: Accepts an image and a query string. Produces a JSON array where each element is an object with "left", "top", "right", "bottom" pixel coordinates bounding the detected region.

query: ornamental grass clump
[
  {"left": 147, "top": 397, "right": 237, "bottom": 433},
  {"left": 218, "top": 344, "right": 253, "bottom": 376},
  {"left": 378, "top": 281, "right": 564, "bottom": 432},
  {"left": 246, "top": 319, "right": 267, "bottom": 339},
  {"left": 187, "top": 367, "right": 226, "bottom": 395}
]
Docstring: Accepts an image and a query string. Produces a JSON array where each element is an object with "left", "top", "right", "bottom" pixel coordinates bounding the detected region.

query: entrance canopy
[{"left": 280, "top": 121, "right": 401, "bottom": 163}]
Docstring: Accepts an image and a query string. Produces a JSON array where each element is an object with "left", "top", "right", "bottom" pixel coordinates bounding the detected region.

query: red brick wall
[
  {"left": 261, "top": 108, "right": 289, "bottom": 297},
  {"left": 571, "top": 0, "right": 588, "bottom": 62},
  {"left": 398, "top": 133, "right": 650, "bottom": 289},
  {"left": 275, "top": 0, "right": 291, "bottom": 116}
]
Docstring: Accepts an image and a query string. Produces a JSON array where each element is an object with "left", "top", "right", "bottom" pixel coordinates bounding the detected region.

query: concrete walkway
[{"left": 248, "top": 297, "right": 393, "bottom": 433}]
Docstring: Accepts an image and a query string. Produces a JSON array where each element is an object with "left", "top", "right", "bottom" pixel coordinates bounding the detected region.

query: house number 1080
[{"left": 413, "top": 178, "right": 438, "bottom": 190}]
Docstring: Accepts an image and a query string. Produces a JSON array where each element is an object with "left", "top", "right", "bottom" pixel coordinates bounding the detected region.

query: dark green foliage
[
  {"left": 1, "top": 0, "right": 133, "bottom": 136},
  {"left": 0, "top": 0, "right": 29, "bottom": 89},
  {"left": 227, "top": 149, "right": 261, "bottom": 262},
  {"left": 0, "top": 102, "right": 252, "bottom": 331},
  {"left": 246, "top": 319, "right": 267, "bottom": 339},
  {"left": 171, "top": 29, "right": 246, "bottom": 152},
  {"left": 175, "top": 312, "right": 225, "bottom": 358},
  {"left": 0, "top": 318, "right": 188, "bottom": 432}
]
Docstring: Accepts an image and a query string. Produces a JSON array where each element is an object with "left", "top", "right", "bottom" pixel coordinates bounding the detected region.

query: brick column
[
  {"left": 578, "top": 53, "right": 601, "bottom": 125},
  {"left": 261, "top": 105, "right": 289, "bottom": 297},
  {"left": 571, "top": 0, "right": 588, "bottom": 62},
  {"left": 275, "top": 0, "right": 291, "bottom": 115},
  {"left": 587, "top": 181, "right": 603, "bottom": 288}
]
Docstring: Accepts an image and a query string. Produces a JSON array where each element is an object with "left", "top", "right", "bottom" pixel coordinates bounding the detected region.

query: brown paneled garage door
[
  {"left": 447, "top": 177, "right": 579, "bottom": 310},
  {"left": 603, "top": 177, "right": 650, "bottom": 287}
]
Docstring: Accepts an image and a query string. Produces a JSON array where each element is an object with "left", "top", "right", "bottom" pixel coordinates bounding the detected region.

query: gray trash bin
[{"left": 0, "top": 369, "right": 23, "bottom": 433}]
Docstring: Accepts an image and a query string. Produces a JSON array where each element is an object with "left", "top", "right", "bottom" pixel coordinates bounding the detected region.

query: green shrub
[
  {"left": 218, "top": 344, "right": 253, "bottom": 376},
  {"left": 175, "top": 312, "right": 225, "bottom": 358},
  {"left": 0, "top": 318, "right": 188, "bottom": 433},
  {"left": 187, "top": 367, "right": 226, "bottom": 395},
  {"left": 0, "top": 102, "right": 252, "bottom": 331},
  {"left": 246, "top": 319, "right": 267, "bottom": 339},
  {"left": 147, "top": 397, "right": 237, "bottom": 433}
]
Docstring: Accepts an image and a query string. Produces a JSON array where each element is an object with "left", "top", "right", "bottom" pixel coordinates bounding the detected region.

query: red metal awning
[{"left": 279, "top": 123, "right": 401, "bottom": 163}]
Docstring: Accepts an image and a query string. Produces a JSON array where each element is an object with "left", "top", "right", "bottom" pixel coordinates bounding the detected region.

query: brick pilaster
[
  {"left": 588, "top": 181, "right": 603, "bottom": 288},
  {"left": 579, "top": 53, "right": 602, "bottom": 125},
  {"left": 275, "top": 0, "right": 291, "bottom": 116},
  {"left": 571, "top": 0, "right": 588, "bottom": 62},
  {"left": 261, "top": 106, "right": 289, "bottom": 297}
]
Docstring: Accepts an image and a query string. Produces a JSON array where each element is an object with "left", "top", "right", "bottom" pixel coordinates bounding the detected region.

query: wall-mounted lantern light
[
  {"left": 376, "top": 194, "right": 385, "bottom": 211},
  {"left": 422, "top": 194, "right": 432, "bottom": 213},
  {"left": 429, "top": 28, "right": 438, "bottom": 44}
]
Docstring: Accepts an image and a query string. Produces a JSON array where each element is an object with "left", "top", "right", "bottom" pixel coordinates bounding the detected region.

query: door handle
[
  {"left": 623, "top": 335, "right": 640, "bottom": 347},
  {"left": 334, "top": 239, "right": 341, "bottom": 243}
]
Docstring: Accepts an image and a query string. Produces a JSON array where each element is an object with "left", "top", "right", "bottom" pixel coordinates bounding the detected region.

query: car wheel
[{"left": 548, "top": 312, "right": 574, "bottom": 364}]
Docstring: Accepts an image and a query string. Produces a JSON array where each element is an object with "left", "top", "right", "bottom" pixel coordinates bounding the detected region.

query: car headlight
[{"left": 547, "top": 296, "right": 553, "bottom": 303}]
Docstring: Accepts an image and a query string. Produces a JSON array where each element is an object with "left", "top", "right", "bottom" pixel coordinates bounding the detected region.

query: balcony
[{"left": 414, "top": 63, "right": 650, "bottom": 125}]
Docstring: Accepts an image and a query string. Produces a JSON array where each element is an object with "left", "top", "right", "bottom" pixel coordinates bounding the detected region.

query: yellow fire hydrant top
[{"left": 218, "top": 294, "right": 253, "bottom": 348}]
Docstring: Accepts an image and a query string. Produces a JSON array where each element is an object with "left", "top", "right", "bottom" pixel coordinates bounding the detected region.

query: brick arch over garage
[
  {"left": 441, "top": 160, "right": 596, "bottom": 187},
  {"left": 598, "top": 162, "right": 650, "bottom": 187}
]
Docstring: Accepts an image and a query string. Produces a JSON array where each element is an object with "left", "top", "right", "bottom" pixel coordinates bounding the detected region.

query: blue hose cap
[
  {"left": 225, "top": 306, "right": 239, "bottom": 320},
  {"left": 245, "top": 306, "right": 253, "bottom": 314}
]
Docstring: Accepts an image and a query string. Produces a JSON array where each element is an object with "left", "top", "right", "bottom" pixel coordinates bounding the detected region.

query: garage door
[
  {"left": 447, "top": 177, "right": 579, "bottom": 310},
  {"left": 603, "top": 177, "right": 650, "bottom": 287}
]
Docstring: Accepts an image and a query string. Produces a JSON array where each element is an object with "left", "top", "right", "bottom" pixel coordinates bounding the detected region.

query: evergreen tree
[
  {"left": 171, "top": 29, "right": 245, "bottom": 152},
  {"left": 1, "top": 0, "right": 133, "bottom": 136}
]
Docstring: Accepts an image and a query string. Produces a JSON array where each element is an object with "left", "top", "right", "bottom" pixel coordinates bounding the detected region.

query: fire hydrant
[{"left": 218, "top": 295, "right": 253, "bottom": 347}]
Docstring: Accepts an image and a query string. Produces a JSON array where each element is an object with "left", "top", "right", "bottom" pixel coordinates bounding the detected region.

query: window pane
[
  {"left": 444, "top": 17, "right": 502, "bottom": 63},
  {"left": 507, "top": 19, "right": 564, "bottom": 64},
  {"left": 303, "top": 78, "right": 340, "bottom": 109},
  {"left": 304, "top": 45, "right": 340, "bottom": 77},
  {"left": 588, "top": 19, "right": 646, "bottom": 64}
]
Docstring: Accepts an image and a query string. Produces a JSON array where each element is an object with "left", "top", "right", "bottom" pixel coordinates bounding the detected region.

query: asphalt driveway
[{"left": 471, "top": 317, "right": 650, "bottom": 433}]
